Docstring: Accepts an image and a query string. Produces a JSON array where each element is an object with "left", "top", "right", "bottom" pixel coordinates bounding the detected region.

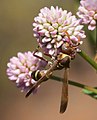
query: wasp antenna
[
  {"left": 63, "top": 30, "right": 71, "bottom": 40},
  {"left": 33, "top": 47, "right": 48, "bottom": 62}
]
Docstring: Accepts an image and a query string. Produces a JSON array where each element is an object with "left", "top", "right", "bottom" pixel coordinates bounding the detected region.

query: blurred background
[{"left": 0, "top": 0, "right": 97, "bottom": 120}]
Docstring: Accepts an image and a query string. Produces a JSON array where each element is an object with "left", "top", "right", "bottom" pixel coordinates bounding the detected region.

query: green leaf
[
  {"left": 83, "top": 89, "right": 93, "bottom": 94},
  {"left": 82, "top": 87, "right": 97, "bottom": 99}
]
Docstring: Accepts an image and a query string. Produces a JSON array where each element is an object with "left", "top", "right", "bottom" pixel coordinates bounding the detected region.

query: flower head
[
  {"left": 33, "top": 6, "right": 86, "bottom": 58},
  {"left": 77, "top": 0, "right": 97, "bottom": 30},
  {"left": 6, "top": 51, "right": 47, "bottom": 93}
]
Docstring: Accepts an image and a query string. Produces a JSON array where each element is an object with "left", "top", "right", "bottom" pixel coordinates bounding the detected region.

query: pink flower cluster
[
  {"left": 77, "top": 0, "right": 97, "bottom": 30},
  {"left": 7, "top": 6, "right": 86, "bottom": 94},
  {"left": 6, "top": 51, "right": 47, "bottom": 93},
  {"left": 33, "top": 6, "right": 86, "bottom": 57}
]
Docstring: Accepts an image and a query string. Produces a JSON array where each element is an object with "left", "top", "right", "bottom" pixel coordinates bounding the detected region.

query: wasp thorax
[{"left": 57, "top": 54, "right": 71, "bottom": 69}]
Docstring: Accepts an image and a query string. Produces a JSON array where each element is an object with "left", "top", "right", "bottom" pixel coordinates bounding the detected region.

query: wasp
[
  {"left": 25, "top": 31, "right": 77, "bottom": 113},
  {"left": 25, "top": 52, "right": 70, "bottom": 113}
]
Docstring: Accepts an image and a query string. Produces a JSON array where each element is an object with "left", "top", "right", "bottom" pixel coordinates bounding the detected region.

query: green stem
[
  {"left": 78, "top": 50, "right": 97, "bottom": 70},
  {"left": 96, "top": 20, "right": 97, "bottom": 53},
  {"left": 51, "top": 75, "right": 97, "bottom": 94},
  {"left": 51, "top": 75, "right": 85, "bottom": 88}
]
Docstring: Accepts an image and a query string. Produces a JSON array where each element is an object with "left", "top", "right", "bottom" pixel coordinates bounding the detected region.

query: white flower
[
  {"left": 77, "top": 0, "right": 97, "bottom": 30},
  {"left": 33, "top": 6, "right": 86, "bottom": 58},
  {"left": 6, "top": 51, "right": 47, "bottom": 93}
]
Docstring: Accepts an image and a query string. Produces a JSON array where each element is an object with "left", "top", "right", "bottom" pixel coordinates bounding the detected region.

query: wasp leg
[{"left": 33, "top": 46, "right": 48, "bottom": 62}]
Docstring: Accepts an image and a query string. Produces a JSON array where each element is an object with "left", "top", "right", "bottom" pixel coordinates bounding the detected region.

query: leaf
[{"left": 82, "top": 87, "right": 97, "bottom": 99}]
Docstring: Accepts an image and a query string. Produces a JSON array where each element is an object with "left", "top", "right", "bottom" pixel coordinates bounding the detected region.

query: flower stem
[
  {"left": 96, "top": 20, "right": 97, "bottom": 53},
  {"left": 51, "top": 75, "right": 97, "bottom": 94},
  {"left": 51, "top": 75, "right": 85, "bottom": 88},
  {"left": 78, "top": 50, "right": 97, "bottom": 70}
]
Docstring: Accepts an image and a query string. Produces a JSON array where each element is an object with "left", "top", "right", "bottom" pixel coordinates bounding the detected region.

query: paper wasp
[
  {"left": 25, "top": 51, "right": 70, "bottom": 113},
  {"left": 25, "top": 31, "right": 79, "bottom": 113}
]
